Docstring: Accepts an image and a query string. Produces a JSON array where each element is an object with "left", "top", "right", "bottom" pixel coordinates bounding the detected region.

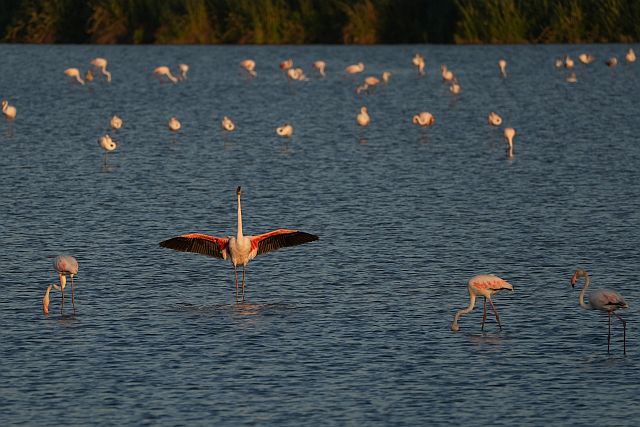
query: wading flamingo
[
  {"left": 64, "top": 68, "right": 84, "bottom": 85},
  {"left": 52, "top": 255, "right": 79, "bottom": 313},
  {"left": 280, "top": 59, "right": 293, "bottom": 71},
  {"left": 240, "top": 59, "right": 257, "bottom": 77},
  {"left": 441, "top": 65, "right": 454, "bottom": 82},
  {"left": 313, "top": 60, "right": 326, "bottom": 77},
  {"left": 412, "top": 112, "right": 435, "bottom": 127},
  {"left": 357, "top": 106, "right": 370, "bottom": 127},
  {"left": 412, "top": 54, "right": 425, "bottom": 75},
  {"left": 498, "top": 59, "right": 507, "bottom": 77},
  {"left": 504, "top": 127, "right": 516, "bottom": 158},
  {"left": 179, "top": 63, "right": 189, "bottom": 80},
  {"left": 90, "top": 57, "right": 111, "bottom": 82},
  {"left": 488, "top": 112, "right": 502, "bottom": 126},
  {"left": 110, "top": 115, "right": 123, "bottom": 131},
  {"left": 85, "top": 69, "right": 94, "bottom": 82},
  {"left": 99, "top": 134, "right": 117, "bottom": 154},
  {"left": 578, "top": 53, "right": 595, "bottom": 64},
  {"left": 605, "top": 57, "right": 618, "bottom": 67},
  {"left": 160, "top": 186, "right": 319, "bottom": 301},
  {"left": 451, "top": 274, "right": 514, "bottom": 332},
  {"left": 449, "top": 81, "right": 461, "bottom": 95},
  {"left": 345, "top": 62, "right": 364, "bottom": 75},
  {"left": 382, "top": 71, "right": 391, "bottom": 84},
  {"left": 276, "top": 123, "right": 293, "bottom": 138},
  {"left": 221, "top": 116, "right": 235, "bottom": 132},
  {"left": 154, "top": 66, "right": 178, "bottom": 83},
  {"left": 626, "top": 48, "right": 636, "bottom": 63},
  {"left": 554, "top": 58, "right": 563, "bottom": 68},
  {"left": 287, "top": 68, "right": 307, "bottom": 81},
  {"left": 2, "top": 100, "right": 16, "bottom": 120},
  {"left": 566, "top": 72, "right": 577, "bottom": 83},
  {"left": 42, "top": 284, "right": 53, "bottom": 315},
  {"left": 570, "top": 269, "right": 628, "bottom": 354},
  {"left": 168, "top": 117, "right": 181, "bottom": 132},
  {"left": 564, "top": 55, "right": 574, "bottom": 69}
]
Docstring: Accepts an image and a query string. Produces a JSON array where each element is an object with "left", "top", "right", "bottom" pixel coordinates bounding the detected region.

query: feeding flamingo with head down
[
  {"left": 154, "top": 66, "right": 178, "bottom": 83},
  {"left": 570, "top": 269, "right": 628, "bottom": 354},
  {"left": 240, "top": 59, "right": 257, "bottom": 77},
  {"left": 160, "top": 186, "right": 319, "bottom": 302},
  {"left": 2, "top": 100, "right": 16, "bottom": 120},
  {"left": 313, "top": 60, "right": 326, "bottom": 77},
  {"left": 90, "top": 57, "right": 111, "bottom": 82},
  {"left": 451, "top": 274, "right": 514, "bottom": 332},
  {"left": 64, "top": 68, "right": 84, "bottom": 85},
  {"left": 52, "top": 255, "right": 79, "bottom": 313}
]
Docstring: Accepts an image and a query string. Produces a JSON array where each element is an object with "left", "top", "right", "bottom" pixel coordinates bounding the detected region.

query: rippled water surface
[{"left": 1, "top": 44, "right": 639, "bottom": 426}]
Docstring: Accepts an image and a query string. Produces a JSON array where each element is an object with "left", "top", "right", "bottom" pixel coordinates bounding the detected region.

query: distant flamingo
[
  {"left": 276, "top": 123, "right": 293, "bottom": 138},
  {"left": 179, "top": 63, "right": 189, "bottom": 80},
  {"left": 364, "top": 76, "right": 380, "bottom": 87},
  {"left": 345, "top": 62, "right": 364, "bottom": 75},
  {"left": 154, "top": 66, "right": 178, "bottom": 83},
  {"left": 221, "top": 116, "right": 235, "bottom": 132},
  {"left": 313, "top": 60, "right": 326, "bottom": 77},
  {"left": 564, "top": 55, "right": 574, "bottom": 69},
  {"left": 110, "top": 115, "right": 123, "bottom": 131},
  {"left": 168, "top": 117, "right": 181, "bottom": 132},
  {"left": 99, "top": 134, "right": 117, "bottom": 163},
  {"left": 449, "top": 81, "right": 461, "bottom": 95},
  {"left": 287, "top": 68, "right": 307, "bottom": 81},
  {"left": 160, "top": 186, "right": 319, "bottom": 301},
  {"left": 566, "top": 72, "right": 577, "bottom": 83},
  {"left": 626, "top": 48, "right": 636, "bottom": 63},
  {"left": 578, "top": 53, "right": 595, "bottom": 64},
  {"left": 498, "top": 59, "right": 507, "bottom": 77},
  {"left": 357, "top": 106, "right": 370, "bottom": 127},
  {"left": 85, "top": 69, "right": 94, "bottom": 82},
  {"left": 504, "top": 127, "right": 516, "bottom": 158},
  {"left": 52, "top": 255, "right": 79, "bottom": 313},
  {"left": 605, "top": 57, "right": 618, "bottom": 67},
  {"left": 488, "top": 112, "right": 502, "bottom": 126},
  {"left": 90, "top": 57, "right": 111, "bottom": 82},
  {"left": 412, "top": 54, "right": 425, "bottom": 75},
  {"left": 441, "top": 64, "right": 454, "bottom": 82},
  {"left": 280, "top": 59, "right": 293, "bottom": 71},
  {"left": 42, "top": 284, "right": 53, "bottom": 315},
  {"left": 2, "top": 100, "right": 16, "bottom": 120},
  {"left": 382, "top": 71, "right": 391, "bottom": 84},
  {"left": 412, "top": 112, "right": 435, "bottom": 127},
  {"left": 64, "top": 68, "right": 84, "bottom": 85},
  {"left": 451, "top": 274, "right": 514, "bottom": 332},
  {"left": 240, "top": 59, "right": 257, "bottom": 77},
  {"left": 570, "top": 269, "right": 628, "bottom": 354}
]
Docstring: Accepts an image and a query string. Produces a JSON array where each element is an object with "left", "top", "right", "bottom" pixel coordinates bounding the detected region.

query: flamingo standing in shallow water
[
  {"left": 578, "top": 53, "right": 595, "bottom": 64},
  {"left": 449, "top": 80, "right": 461, "bottom": 95},
  {"left": 498, "top": 59, "right": 507, "bottom": 77},
  {"left": 221, "top": 116, "right": 235, "bottom": 132},
  {"left": 412, "top": 112, "right": 435, "bottom": 127},
  {"left": 504, "top": 127, "right": 516, "bottom": 158},
  {"left": 605, "top": 57, "right": 618, "bottom": 67},
  {"left": 382, "top": 71, "right": 391, "bottom": 84},
  {"left": 357, "top": 106, "right": 370, "bottom": 127},
  {"left": 345, "top": 62, "right": 364, "bottom": 75},
  {"left": 240, "top": 59, "right": 257, "bottom": 77},
  {"left": 626, "top": 48, "right": 636, "bottom": 63},
  {"left": 2, "top": 100, "right": 16, "bottom": 120},
  {"left": 451, "top": 274, "right": 514, "bottom": 332},
  {"left": 179, "top": 64, "right": 189, "bottom": 80},
  {"left": 313, "top": 60, "right": 326, "bottom": 77},
  {"left": 488, "top": 112, "right": 502, "bottom": 126},
  {"left": 168, "top": 117, "right": 181, "bottom": 132},
  {"left": 154, "top": 66, "right": 178, "bottom": 83},
  {"left": 90, "top": 57, "right": 111, "bottom": 82},
  {"left": 110, "top": 115, "right": 123, "bottom": 131},
  {"left": 64, "top": 68, "right": 84, "bottom": 85},
  {"left": 570, "top": 269, "right": 628, "bottom": 354},
  {"left": 412, "top": 54, "right": 425, "bottom": 75},
  {"left": 276, "top": 123, "right": 293, "bottom": 138},
  {"left": 52, "top": 255, "right": 79, "bottom": 313},
  {"left": 160, "top": 187, "right": 319, "bottom": 301}
]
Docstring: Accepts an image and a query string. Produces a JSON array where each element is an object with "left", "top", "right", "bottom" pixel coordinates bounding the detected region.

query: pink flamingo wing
[
  {"left": 159, "top": 233, "right": 229, "bottom": 259},
  {"left": 250, "top": 229, "right": 319, "bottom": 256}
]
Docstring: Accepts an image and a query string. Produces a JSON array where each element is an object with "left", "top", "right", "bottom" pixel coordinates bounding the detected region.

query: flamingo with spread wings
[{"left": 160, "top": 187, "right": 319, "bottom": 301}]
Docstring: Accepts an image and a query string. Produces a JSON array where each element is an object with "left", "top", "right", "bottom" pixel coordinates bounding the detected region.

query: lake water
[{"left": 1, "top": 44, "right": 639, "bottom": 426}]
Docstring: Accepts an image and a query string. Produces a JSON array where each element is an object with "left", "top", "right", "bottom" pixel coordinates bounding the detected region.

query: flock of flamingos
[{"left": 2, "top": 46, "right": 635, "bottom": 356}]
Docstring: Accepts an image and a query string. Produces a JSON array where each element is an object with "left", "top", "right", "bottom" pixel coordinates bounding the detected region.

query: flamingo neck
[
  {"left": 452, "top": 293, "right": 477, "bottom": 331},
  {"left": 237, "top": 193, "right": 243, "bottom": 239},
  {"left": 578, "top": 274, "right": 592, "bottom": 310}
]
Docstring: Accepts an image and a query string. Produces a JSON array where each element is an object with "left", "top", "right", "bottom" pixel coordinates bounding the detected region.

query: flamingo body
[
  {"left": 2, "top": 100, "right": 17, "bottom": 120},
  {"left": 240, "top": 59, "right": 257, "bottom": 77},
  {"left": 626, "top": 48, "right": 636, "bottom": 63},
  {"left": 91, "top": 57, "right": 111, "bottom": 82},
  {"left": 64, "top": 68, "right": 84, "bottom": 85},
  {"left": 53, "top": 255, "right": 79, "bottom": 313},
  {"left": 488, "top": 112, "right": 502, "bottom": 126},
  {"left": 221, "top": 116, "right": 235, "bottom": 132},
  {"left": 412, "top": 54, "right": 425, "bottom": 75},
  {"left": 451, "top": 274, "right": 514, "bottom": 332},
  {"left": 412, "top": 112, "right": 435, "bottom": 127},
  {"left": 313, "top": 60, "right": 326, "bottom": 77},
  {"left": 345, "top": 62, "right": 364, "bottom": 75},
  {"left": 276, "top": 123, "right": 293, "bottom": 138},
  {"left": 280, "top": 59, "right": 293, "bottom": 70},
  {"left": 578, "top": 53, "right": 595, "bottom": 64},
  {"left": 449, "top": 81, "right": 461, "bottom": 94},
  {"left": 99, "top": 134, "right": 117, "bottom": 152},
  {"left": 605, "top": 57, "right": 618, "bottom": 67},
  {"left": 154, "top": 66, "right": 178, "bottom": 83},
  {"left": 357, "top": 106, "right": 370, "bottom": 127},
  {"left": 168, "top": 117, "right": 181, "bottom": 132},
  {"left": 160, "top": 187, "right": 318, "bottom": 301},
  {"left": 382, "top": 71, "right": 391, "bottom": 84},
  {"left": 110, "top": 115, "right": 123, "bottom": 130},
  {"left": 179, "top": 63, "right": 189, "bottom": 80},
  {"left": 498, "top": 59, "right": 507, "bottom": 77}
]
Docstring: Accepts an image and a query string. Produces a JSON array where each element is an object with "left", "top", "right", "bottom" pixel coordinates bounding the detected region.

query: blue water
[{"left": 1, "top": 44, "right": 639, "bottom": 426}]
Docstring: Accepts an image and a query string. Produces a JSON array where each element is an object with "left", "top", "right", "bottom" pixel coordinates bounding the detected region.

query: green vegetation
[{"left": 1, "top": 0, "right": 638, "bottom": 44}]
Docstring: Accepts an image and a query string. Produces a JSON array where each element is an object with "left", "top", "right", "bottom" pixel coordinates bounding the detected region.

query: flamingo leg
[
  {"left": 612, "top": 312, "right": 627, "bottom": 355},
  {"left": 241, "top": 267, "right": 246, "bottom": 302},
  {"left": 60, "top": 288, "right": 65, "bottom": 314},
  {"left": 234, "top": 265, "right": 239, "bottom": 303},
  {"left": 488, "top": 298, "right": 502, "bottom": 329},
  {"left": 71, "top": 275, "right": 76, "bottom": 312},
  {"left": 481, "top": 298, "right": 487, "bottom": 330}
]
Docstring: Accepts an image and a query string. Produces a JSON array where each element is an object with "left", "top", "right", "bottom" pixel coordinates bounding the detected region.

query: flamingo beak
[{"left": 570, "top": 274, "right": 577, "bottom": 287}]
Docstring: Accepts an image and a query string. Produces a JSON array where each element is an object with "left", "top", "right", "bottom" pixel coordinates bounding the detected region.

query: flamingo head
[
  {"left": 570, "top": 269, "right": 587, "bottom": 287},
  {"left": 237, "top": 186, "right": 242, "bottom": 196},
  {"left": 451, "top": 322, "right": 460, "bottom": 332}
]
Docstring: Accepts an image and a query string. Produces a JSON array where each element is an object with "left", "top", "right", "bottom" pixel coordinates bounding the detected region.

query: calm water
[{"left": 1, "top": 44, "right": 639, "bottom": 426}]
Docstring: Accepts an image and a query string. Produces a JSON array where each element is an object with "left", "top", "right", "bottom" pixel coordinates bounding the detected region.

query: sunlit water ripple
[{"left": 1, "top": 44, "right": 639, "bottom": 426}]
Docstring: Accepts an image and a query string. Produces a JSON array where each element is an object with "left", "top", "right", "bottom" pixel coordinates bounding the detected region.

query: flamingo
[
  {"left": 110, "top": 115, "right": 123, "bottom": 131},
  {"left": 412, "top": 54, "right": 425, "bottom": 75},
  {"left": 313, "top": 60, "right": 326, "bottom": 77},
  {"left": 159, "top": 186, "right": 319, "bottom": 301},
  {"left": 90, "top": 57, "right": 111, "bottom": 82},
  {"left": 221, "top": 116, "right": 235, "bottom": 132},
  {"left": 564, "top": 55, "right": 574, "bottom": 69},
  {"left": 449, "top": 81, "right": 461, "bottom": 95},
  {"left": 99, "top": 134, "right": 117, "bottom": 163},
  {"left": 276, "top": 123, "right": 293, "bottom": 138},
  {"left": 280, "top": 59, "right": 293, "bottom": 71},
  {"left": 578, "top": 53, "right": 595, "bottom": 64},
  {"left": 168, "top": 117, "right": 181, "bottom": 132},
  {"left": 85, "top": 69, "right": 94, "bottom": 82},
  {"left": 64, "top": 68, "right": 84, "bottom": 85},
  {"left": 382, "top": 71, "right": 391, "bottom": 84},
  {"left": 179, "top": 63, "right": 189, "bottom": 80},
  {"left": 498, "top": 59, "right": 507, "bottom": 77},
  {"left": 566, "top": 72, "right": 577, "bottom": 83},
  {"left": 488, "top": 112, "right": 502, "bottom": 126},
  {"left": 357, "top": 106, "right": 370, "bottom": 127},
  {"left": 2, "top": 100, "right": 16, "bottom": 120},
  {"left": 570, "top": 269, "right": 628, "bottom": 354},
  {"left": 504, "top": 127, "right": 516, "bottom": 158},
  {"left": 451, "top": 274, "right": 514, "bottom": 332},
  {"left": 605, "top": 57, "right": 618, "bottom": 67},
  {"left": 154, "top": 66, "right": 178, "bottom": 83},
  {"left": 554, "top": 58, "right": 563, "bottom": 68},
  {"left": 626, "top": 48, "right": 636, "bottom": 63},
  {"left": 412, "top": 112, "right": 435, "bottom": 127},
  {"left": 441, "top": 64, "right": 454, "bottom": 82},
  {"left": 240, "top": 59, "right": 257, "bottom": 77},
  {"left": 52, "top": 255, "right": 79, "bottom": 313},
  {"left": 42, "top": 284, "right": 53, "bottom": 315},
  {"left": 345, "top": 62, "right": 364, "bottom": 75},
  {"left": 287, "top": 68, "right": 307, "bottom": 81}
]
